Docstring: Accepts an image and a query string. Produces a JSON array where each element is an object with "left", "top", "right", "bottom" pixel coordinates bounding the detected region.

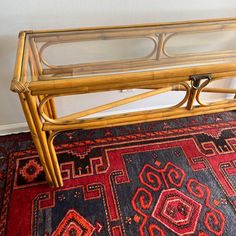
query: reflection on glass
[
  {"left": 164, "top": 30, "right": 236, "bottom": 56},
  {"left": 40, "top": 37, "right": 157, "bottom": 67}
]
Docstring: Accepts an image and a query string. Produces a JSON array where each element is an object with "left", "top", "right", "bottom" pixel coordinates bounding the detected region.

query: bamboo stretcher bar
[
  {"left": 172, "top": 87, "right": 236, "bottom": 94},
  {"left": 31, "top": 71, "right": 236, "bottom": 96},
  {"left": 31, "top": 77, "right": 186, "bottom": 96},
  {"left": 84, "top": 104, "right": 236, "bottom": 130},
  {"left": 43, "top": 100, "right": 236, "bottom": 131},
  {"left": 32, "top": 73, "right": 235, "bottom": 97},
  {"left": 141, "top": 85, "right": 236, "bottom": 93}
]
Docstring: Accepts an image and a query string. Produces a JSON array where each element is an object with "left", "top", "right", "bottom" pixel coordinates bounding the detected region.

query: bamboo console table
[{"left": 11, "top": 18, "right": 236, "bottom": 187}]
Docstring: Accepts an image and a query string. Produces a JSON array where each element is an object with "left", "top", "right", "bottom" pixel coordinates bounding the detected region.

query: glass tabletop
[{"left": 18, "top": 18, "right": 236, "bottom": 84}]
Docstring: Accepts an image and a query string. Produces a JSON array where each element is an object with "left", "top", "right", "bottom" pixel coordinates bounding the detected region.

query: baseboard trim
[{"left": 0, "top": 122, "right": 29, "bottom": 136}]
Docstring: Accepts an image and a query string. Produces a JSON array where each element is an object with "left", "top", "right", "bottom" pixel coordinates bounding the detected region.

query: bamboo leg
[
  {"left": 48, "top": 132, "right": 63, "bottom": 187},
  {"left": 39, "top": 96, "right": 57, "bottom": 121},
  {"left": 19, "top": 93, "right": 53, "bottom": 186},
  {"left": 25, "top": 92, "right": 59, "bottom": 187}
]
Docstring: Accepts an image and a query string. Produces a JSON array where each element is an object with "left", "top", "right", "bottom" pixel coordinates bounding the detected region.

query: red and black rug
[{"left": 1, "top": 112, "right": 236, "bottom": 236}]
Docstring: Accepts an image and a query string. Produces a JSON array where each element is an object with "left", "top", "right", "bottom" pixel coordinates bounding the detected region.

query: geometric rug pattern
[{"left": 1, "top": 111, "right": 236, "bottom": 235}]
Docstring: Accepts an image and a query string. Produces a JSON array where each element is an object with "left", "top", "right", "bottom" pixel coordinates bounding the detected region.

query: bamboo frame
[{"left": 10, "top": 18, "right": 236, "bottom": 187}]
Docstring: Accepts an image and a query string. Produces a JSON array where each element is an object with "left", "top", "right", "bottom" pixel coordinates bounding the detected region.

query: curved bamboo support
[
  {"left": 187, "top": 75, "right": 212, "bottom": 110},
  {"left": 196, "top": 83, "right": 236, "bottom": 107},
  {"left": 162, "top": 33, "right": 176, "bottom": 58},
  {"left": 43, "top": 99, "right": 236, "bottom": 131}
]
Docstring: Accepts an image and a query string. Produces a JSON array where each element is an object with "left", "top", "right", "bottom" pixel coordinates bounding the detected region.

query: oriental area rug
[{"left": 1, "top": 112, "right": 236, "bottom": 236}]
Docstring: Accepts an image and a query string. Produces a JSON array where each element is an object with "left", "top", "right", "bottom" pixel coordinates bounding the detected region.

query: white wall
[{"left": 1, "top": 0, "right": 236, "bottom": 132}]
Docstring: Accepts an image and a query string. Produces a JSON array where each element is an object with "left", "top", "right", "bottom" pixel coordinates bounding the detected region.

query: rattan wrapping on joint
[{"left": 10, "top": 80, "right": 30, "bottom": 93}]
